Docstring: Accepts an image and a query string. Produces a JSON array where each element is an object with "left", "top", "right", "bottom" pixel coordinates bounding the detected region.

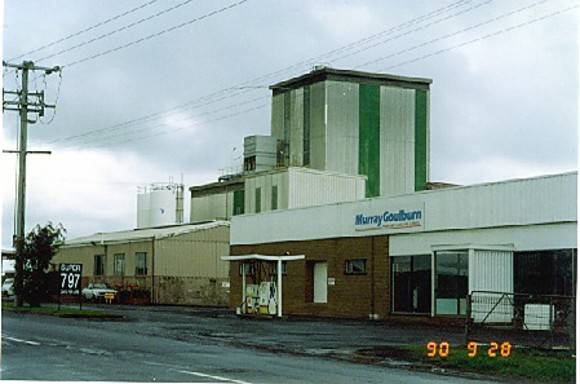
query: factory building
[
  {"left": 226, "top": 172, "right": 577, "bottom": 319},
  {"left": 190, "top": 67, "right": 431, "bottom": 221},
  {"left": 54, "top": 221, "right": 230, "bottom": 306}
]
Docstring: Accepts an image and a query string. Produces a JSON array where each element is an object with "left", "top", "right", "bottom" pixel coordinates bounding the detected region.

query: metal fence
[{"left": 465, "top": 291, "right": 575, "bottom": 350}]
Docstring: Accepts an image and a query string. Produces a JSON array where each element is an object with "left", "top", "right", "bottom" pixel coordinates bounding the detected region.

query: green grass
[
  {"left": 404, "top": 344, "right": 575, "bottom": 383},
  {"left": 2, "top": 302, "right": 122, "bottom": 319}
]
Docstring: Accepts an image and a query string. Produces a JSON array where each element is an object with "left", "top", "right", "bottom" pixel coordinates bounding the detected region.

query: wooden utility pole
[{"left": 3, "top": 60, "right": 60, "bottom": 307}]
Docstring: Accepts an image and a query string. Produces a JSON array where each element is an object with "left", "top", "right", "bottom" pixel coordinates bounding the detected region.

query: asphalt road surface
[{"left": 1, "top": 308, "right": 498, "bottom": 383}]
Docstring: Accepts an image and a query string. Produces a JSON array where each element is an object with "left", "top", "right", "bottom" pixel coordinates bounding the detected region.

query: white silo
[{"left": 136, "top": 182, "right": 184, "bottom": 228}]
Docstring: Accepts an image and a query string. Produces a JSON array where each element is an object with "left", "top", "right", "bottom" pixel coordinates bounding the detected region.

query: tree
[{"left": 15, "top": 223, "right": 66, "bottom": 307}]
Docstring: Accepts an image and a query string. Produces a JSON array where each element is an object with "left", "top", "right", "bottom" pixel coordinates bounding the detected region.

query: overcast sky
[{"left": 1, "top": 0, "right": 578, "bottom": 247}]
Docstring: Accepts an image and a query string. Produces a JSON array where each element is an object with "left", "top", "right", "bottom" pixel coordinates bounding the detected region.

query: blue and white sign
[{"left": 354, "top": 206, "right": 424, "bottom": 231}]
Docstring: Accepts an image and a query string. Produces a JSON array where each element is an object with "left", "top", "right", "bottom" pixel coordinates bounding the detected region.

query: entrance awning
[
  {"left": 221, "top": 254, "right": 305, "bottom": 318},
  {"left": 222, "top": 254, "right": 305, "bottom": 262}
]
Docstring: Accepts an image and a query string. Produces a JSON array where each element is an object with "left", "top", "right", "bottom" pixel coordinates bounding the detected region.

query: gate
[{"left": 465, "top": 291, "right": 575, "bottom": 350}]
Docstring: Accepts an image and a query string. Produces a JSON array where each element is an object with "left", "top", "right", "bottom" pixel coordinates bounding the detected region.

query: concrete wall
[{"left": 230, "top": 236, "right": 389, "bottom": 319}]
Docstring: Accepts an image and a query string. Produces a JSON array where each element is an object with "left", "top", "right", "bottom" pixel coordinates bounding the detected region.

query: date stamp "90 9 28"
[{"left": 426, "top": 341, "right": 512, "bottom": 358}]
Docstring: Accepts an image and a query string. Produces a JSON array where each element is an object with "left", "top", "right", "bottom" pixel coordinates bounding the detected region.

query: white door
[{"left": 313, "top": 262, "right": 328, "bottom": 303}]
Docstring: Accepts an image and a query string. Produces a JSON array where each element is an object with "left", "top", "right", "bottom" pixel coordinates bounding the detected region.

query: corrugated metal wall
[
  {"left": 155, "top": 226, "right": 230, "bottom": 278},
  {"left": 271, "top": 79, "right": 426, "bottom": 199},
  {"left": 190, "top": 192, "right": 233, "bottom": 222},
  {"left": 469, "top": 249, "right": 513, "bottom": 293},
  {"left": 380, "top": 86, "right": 416, "bottom": 196},
  {"left": 326, "top": 80, "right": 359, "bottom": 175},
  {"left": 289, "top": 88, "right": 304, "bottom": 166},
  {"left": 469, "top": 249, "right": 514, "bottom": 322},
  {"left": 232, "top": 172, "right": 577, "bottom": 245},
  {"left": 244, "top": 171, "right": 289, "bottom": 213},
  {"left": 287, "top": 168, "right": 366, "bottom": 209},
  {"left": 309, "top": 82, "right": 327, "bottom": 170},
  {"left": 271, "top": 93, "right": 284, "bottom": 147}
]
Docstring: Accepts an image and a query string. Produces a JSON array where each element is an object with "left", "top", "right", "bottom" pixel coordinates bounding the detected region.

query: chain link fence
[{"left": 465, "top": 291, "right": 575, "bottom": 350}]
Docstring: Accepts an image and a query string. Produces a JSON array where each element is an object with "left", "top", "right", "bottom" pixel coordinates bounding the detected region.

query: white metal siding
[
  {"left": 469, "top": 249, "right": 513, "bottom": 293},
  {"left": 244, "top": 172, "right": 289, "bottom": 213},
  {"left": 469, "top": 249, "right": 514, "bottom": 323},
  {"left": 287, "top": 168, "right": 365, "bottom": 209},
  {"left": 390, "top": 223, "right": 577, "bottom": 256},
  {"left": 190, "top": 192, "right": 233, "bottom": 222},
  {"left": 325, "top": 81, "right": 359, "bottom": 175},
  {"left": 289, "top": 88, "right": 304, "bottom": 166},
  {"left": 380, "top": 86, "right": 415, "bottom": 196},
  {"left": 232, "top": 173, "right": 577, "bottom": 245}
]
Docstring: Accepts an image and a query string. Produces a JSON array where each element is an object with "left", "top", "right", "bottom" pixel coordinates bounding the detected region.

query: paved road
[{"left": 1, "top": 308, "right": 498, "bottom": 383}]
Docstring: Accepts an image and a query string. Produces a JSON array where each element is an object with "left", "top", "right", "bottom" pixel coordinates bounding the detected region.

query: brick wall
[{"left": 230, "top": 236, "right": 390, "bottom": 319}]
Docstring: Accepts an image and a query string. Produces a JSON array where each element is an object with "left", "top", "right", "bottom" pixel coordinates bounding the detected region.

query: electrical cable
[
  {"left": 8, "top": 0, "right": 160, "bottom": 62},
  {"left": 64, "top": 0, "right": 249, "bottom": 68},
  {"left": 55, "top": 0, "right": 563, "bottom": 149},
  {"left": 34, "top": 0, "right": 198, "bottom": 63},
  {"left": 47, "top": 0, "right": 482, "bottom": 145}
]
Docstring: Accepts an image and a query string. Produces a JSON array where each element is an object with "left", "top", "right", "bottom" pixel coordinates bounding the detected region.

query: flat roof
[
  {"left": 270, "top": 67, "right": 432, "bottom": 94},
  {"left": 189, "top": 177, "right": 244, "bottom": 195}
]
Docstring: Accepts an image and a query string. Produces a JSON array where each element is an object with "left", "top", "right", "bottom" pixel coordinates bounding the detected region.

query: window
[
  {"left": 233, "top": 189, "right": 245, "bottom": 216},
  {"left": 113, "top": 253, "right": 125, "bottom": 276},
  {"left": 392, "top": 255, "right": 431, "bottom": 314},
  {"left": 435, "top": 251, "right": 468, "bottom": 316},
  {"left": 244, "top": 156, "right": 256, "bottom": 172},
  {"left": 239, "top": 263, "right": 256, "bottom": 276},
  {"left": 515, "top": 249, "right": 576, "bottom": 296},
  {"left": 135, "top": 252, "right": 147, "bottom": 276},
  {"left": 271, "top": 185, "right": 278, "bottom": 210},
  {"left": 255, "top": 187, "right": 261, "bottom": 213},
  {"left": 345, "top": 259, "right": 367, "bottom": 274},
  {"left": 94, "top": 254, "right": 105, "bottom": 276}
]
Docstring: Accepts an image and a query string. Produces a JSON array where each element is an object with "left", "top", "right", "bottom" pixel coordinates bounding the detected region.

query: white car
[
  {"left": 81, "top": 283, "right": 117, "bottom": 302},
  {"left": 2, "top": 278, "right": 14, "bottom": 297}
]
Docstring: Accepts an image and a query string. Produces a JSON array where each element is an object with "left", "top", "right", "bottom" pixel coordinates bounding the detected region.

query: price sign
[{"left": 59, "top": 263, "right": 82, "bottom": 295}]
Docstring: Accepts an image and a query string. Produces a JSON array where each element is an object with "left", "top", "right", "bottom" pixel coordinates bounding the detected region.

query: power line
[
  {"left": 356, "top": 0, "right": 549, "bottom": 69},
  {"left": 64, "top": 0, "right": 249, "bottom": 68},
  {"left": 82, "top": 2, "right": 576, "bottom": 149},
  {"left": 48, "top": 0, "right": 482, "bottom": 145},
  {"left": 381, "top": 3, "right": 580, "bottom": 72},
  {"left": 57, "top": 95, "right": 268, "bottom": 148},
  {"left": 53, "top": 0, "right": 559, "bottom": 149},
  {"left": 34, "top": 0, "right": 198, "bottom": 63},
  {"left": 8, "top": 0, "right": 160, "bottom": 62}
]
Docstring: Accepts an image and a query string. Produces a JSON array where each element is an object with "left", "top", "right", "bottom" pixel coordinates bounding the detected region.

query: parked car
[
  {"left": 81, "top": 283, "right": 117, "bottom": 302},
  {"left": 2, "top": 278, "right": 14, "bottom": 297}
]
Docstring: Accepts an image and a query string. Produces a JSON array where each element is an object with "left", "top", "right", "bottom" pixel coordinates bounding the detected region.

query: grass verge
[
  {"left": 2, "top": 302, "right": 123, "bottom": 319},
  {"left": 357, "top": 344, "right": 575, "bottom": 383}
]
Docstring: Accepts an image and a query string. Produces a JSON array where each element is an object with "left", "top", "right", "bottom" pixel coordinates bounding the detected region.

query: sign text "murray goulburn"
[{"left": 354, "top": 209, "right": 422, "bottom": 230}]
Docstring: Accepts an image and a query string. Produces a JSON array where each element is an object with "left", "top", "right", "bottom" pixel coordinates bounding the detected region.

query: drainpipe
[
  {"left": 151, "top": 237, "right": 155, "bottom": 305},
  {"left": 371, "top": 237, "right": 375, "bottom": 318}
]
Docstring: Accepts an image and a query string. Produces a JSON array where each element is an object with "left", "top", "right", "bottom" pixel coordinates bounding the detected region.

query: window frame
[
  {"left": 94, "top": 254, "right": 105, "bottom": 276},
  {"left": 345, "top": 259, "right": 367, "bottom": 275},
  {"left": 135, "top": 252, "right": 148, "bottom": 276},
  {"left": 113, "top": 253, "right": 125, "bottom": 276}
]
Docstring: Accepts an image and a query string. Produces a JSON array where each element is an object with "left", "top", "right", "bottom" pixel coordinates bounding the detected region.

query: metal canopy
[
  {"left": 221, "top": 254, "right": 305, "bottom": 262},
  {"left": 221, "top": 254, "right": 305, "bottom": 318}
]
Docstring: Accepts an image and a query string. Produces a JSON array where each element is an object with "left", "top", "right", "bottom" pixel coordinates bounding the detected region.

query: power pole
[{"left": 3, "top": 60, "right": 61, "bottom": 307}]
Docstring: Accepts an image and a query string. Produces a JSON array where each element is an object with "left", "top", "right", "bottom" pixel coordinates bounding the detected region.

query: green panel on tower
[
  {"left": 414, "top": 90, "right": 428, "bottom": 191},
  {"left": 359, "top": 84, "right": 380, "bottom": 197}
]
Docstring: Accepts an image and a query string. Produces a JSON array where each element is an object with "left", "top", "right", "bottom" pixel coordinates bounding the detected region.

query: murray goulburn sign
[{"left": 354, "top": 204, "right": 424, "bottom": 232}]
